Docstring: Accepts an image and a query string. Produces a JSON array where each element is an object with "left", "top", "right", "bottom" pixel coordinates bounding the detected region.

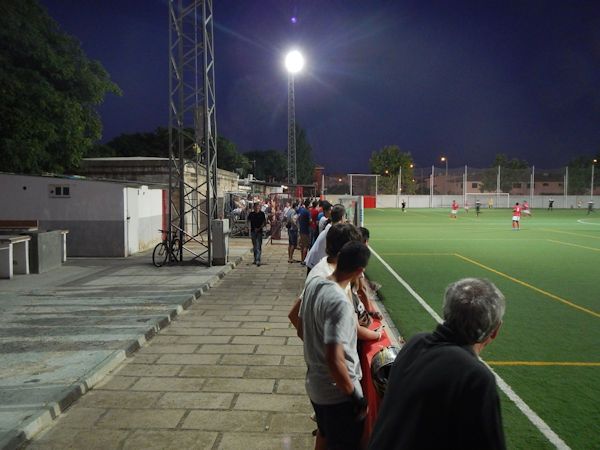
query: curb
[{"left": 5, "top": 253, "right": 248, "bottom": 450}]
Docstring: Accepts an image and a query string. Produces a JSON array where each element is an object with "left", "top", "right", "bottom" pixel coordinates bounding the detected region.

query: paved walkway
[{"left": 20, "top": 242, "right": 316, "bottom": 450}]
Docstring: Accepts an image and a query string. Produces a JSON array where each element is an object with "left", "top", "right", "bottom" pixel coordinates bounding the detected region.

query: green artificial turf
[{"left": 364, "top": 208, "right": 600, "bottom": 450}]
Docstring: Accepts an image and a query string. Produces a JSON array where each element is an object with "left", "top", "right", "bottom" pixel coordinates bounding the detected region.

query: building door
[{"left": 126, "top": 188, "right": 140, "bottom": 256}]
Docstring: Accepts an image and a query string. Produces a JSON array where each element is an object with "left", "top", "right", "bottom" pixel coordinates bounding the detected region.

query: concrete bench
[{"left": 0, "top": 235, "right": 31, "bottom": 279}]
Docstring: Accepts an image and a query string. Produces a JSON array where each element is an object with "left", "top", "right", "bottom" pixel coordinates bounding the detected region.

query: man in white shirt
[{"left": 305, "top": 204, "right": 346, "bottom": 271}]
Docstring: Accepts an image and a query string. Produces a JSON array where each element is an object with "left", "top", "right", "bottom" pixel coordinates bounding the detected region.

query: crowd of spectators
[{"left": 276, "top": 197, "right": 507, "bottom": 450}]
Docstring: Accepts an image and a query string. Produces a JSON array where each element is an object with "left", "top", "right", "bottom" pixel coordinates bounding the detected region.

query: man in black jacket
[
  {"left": 368, "top": 278, "right": 506, "bottom": 450},
  {"left": 247, "top": 201, "right": 266, "bottom": 266}
]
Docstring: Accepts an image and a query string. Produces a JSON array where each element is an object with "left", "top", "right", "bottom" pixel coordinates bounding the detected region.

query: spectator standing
[
  {"left": 299, "top": 242, "right": 371, "bottom": 450},
  {"left": 247, "top": 202, "right": 266, "bottom": 266},
  {"left": 297, "top": 199, "right": 311, "bottom": 265},
  {"left": 368, "top": 278, "right": 506, "bottom": 450},
  {"left": 305, "top": 204, "right": 346, "bottom": 272},
  {"left": 285, "top": 202, "right": 299, "bottom": 263},
  {"left": 309, "top": 200, "right": 320, "bottom": 247},
  {"left": 318, "top": 201, "right": 332, "bottom": 234}
]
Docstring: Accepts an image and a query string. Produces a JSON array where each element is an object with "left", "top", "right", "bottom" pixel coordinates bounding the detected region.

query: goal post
[
  {"left": 348, "top": 174, "right": 380, "bottom": 209},
  {"left": 465, "top": 192, "right": 511, "bottom": 208}
]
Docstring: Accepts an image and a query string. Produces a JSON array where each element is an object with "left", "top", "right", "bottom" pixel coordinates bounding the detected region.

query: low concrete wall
[
  {"left": 42, "top": 220, "right": 125, "bottom": 257},
  {"left": 27, "top": 230, "right": 64, "bottom": 273}
]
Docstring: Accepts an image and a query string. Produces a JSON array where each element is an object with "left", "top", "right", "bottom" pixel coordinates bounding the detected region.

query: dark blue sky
[{"left": 40, "top": 0, "right": 600, "bottom": 172}]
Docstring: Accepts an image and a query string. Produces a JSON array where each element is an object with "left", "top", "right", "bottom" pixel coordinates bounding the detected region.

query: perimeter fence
[{"left": 323, "top": 165, "right": 599, "bottom": 208}]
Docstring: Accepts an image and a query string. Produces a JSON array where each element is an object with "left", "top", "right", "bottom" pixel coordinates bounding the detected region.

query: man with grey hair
[{"left": 368, "top": 278, "right": 506, "bottom": 450}]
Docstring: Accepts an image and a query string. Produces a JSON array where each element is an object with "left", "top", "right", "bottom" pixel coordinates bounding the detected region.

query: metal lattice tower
[
  {"left": 287, "top": 73, "right": 297, "bottom": 185},
  {"left": 168, "top": 0, "right": 218, "bottom": 265}
]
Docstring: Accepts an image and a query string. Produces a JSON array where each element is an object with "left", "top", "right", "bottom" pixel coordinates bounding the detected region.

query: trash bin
[{"left": 211, "top": 219, "right": 230, "bottom": 265}]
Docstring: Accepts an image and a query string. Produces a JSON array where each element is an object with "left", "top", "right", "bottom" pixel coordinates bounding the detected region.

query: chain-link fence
[{"left": 324, "top": 166, "right": 597, "bottom": 197}]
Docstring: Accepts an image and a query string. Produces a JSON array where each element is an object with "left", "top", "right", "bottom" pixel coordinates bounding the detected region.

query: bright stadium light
[
  {"left": 285, "top": 50, "right": 304, "bottom": 74},
  {"left": 285, "top": 49, "right": 305, "bottom": 185}
]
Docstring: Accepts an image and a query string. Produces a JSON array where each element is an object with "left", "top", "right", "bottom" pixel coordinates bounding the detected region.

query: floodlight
[{"left": 285, "top": 50, "right": 304, "bottom": 74}]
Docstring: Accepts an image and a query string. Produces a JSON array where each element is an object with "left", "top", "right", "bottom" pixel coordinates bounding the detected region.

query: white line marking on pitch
[
  {"left": 577, "top": 219, "right": 600, "bottom": 226},
  {"left": 370, "top": 247, "right": 571, "bottom": 450}
]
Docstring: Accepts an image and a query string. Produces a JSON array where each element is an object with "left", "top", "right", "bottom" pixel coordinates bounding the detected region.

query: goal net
[
  {"left": 349, "top": 174, "right": 378, "bottom": 196},
  {"left": 465, "top": 193, "right": 511, "bottom": 208}
]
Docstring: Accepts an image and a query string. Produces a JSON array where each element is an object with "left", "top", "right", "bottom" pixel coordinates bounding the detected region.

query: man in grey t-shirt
[{"left": 299, "top": 241, "right": 370, "bottom": 450}]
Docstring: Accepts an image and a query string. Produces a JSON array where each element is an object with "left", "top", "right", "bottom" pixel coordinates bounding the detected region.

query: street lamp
[
  {"left": 440, "top": 156, "right": 448, "bottom": 176},
  {"left": 285, "top": 50, "right": 305, "bottom": 185},
  {"left": 441, "top": 156, "right": 449, "bottom": 194}
]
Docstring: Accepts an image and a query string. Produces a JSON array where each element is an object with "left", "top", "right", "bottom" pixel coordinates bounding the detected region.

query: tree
[
  {"left": 0, "top": 0, "right": 121, "bottom": 174},
  {"left": 567, "top": 154, "right": 598, "bottom": 195},
  {"left": 100, "top": 127, "right": 169, "bottom": 158},
  {"left": 369, "top": 145, "right": 415, "bottom": 194},
  {"left": 244, "top": 149, "right": 287, "bottom": 182},
  {"left": 295, "top": 125, "right": 315, "bottom": 184},
  {"left": 217, "top": 136, "right": 250, "bottom": 174},
  {"left": 95, "top": 129, "right": 248, "bottom": 174},
  {"left": 480, "top": 154, "right": 530, "bottom": 193}
]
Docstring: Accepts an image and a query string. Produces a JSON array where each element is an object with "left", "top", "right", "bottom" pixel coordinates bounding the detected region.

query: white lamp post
[
  {"left": 285, "top": 50, "right": 304, "bottom": 185},
  {"left": 592, "top": 159, "right": 598, "bottom": 200}
]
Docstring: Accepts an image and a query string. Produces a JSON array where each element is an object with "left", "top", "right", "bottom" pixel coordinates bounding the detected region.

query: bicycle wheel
[
  {"left": 152, "top": 242, "right": 168, "bottom": 267},
  {"left": 170, "top": 239, "right": 181, "bottom": 262}
]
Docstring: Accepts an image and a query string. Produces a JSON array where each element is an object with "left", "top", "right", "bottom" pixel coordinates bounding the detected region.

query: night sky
[{"left": 39, "top": 0, "right": 600, "bottom": 173}]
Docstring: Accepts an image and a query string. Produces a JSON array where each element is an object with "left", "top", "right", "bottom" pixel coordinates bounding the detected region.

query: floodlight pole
[{"left": 287, "top": 72, "right": 297, "bottom": 185}]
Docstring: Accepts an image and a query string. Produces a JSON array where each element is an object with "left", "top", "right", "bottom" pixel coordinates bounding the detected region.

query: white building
[{"left": 0, "top": 173, "right": 163, "bottom": 257}]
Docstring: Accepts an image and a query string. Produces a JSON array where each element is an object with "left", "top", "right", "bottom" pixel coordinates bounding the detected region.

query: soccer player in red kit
[
  {"left": 512, "top": 202, "right": 521, "bottom": 230},
  {"left": 450, "top": 200, "right": 459, "bottom": 219}
]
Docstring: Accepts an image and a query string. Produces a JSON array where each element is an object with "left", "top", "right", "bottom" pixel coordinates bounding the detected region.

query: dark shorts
[
  {"left": 299, "top": 233, "right": 310, "bottom": 249},
  {"left": 288, "top": 229, "right": 298, "bottom": 246},
  {"left": 311, "top": 400, "right": 364, "bottom": 450}
]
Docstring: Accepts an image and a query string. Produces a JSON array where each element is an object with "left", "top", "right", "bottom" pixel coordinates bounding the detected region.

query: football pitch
[{"left": 363, "top": 208, "right": 599, "bottom": 450}]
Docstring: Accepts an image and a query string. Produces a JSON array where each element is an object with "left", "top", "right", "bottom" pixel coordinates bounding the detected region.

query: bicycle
[{"left": 152, "top": 229, "right": 181, "bottom": 267}]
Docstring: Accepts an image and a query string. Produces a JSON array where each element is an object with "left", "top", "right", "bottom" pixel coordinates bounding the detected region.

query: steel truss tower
[
  {"left": 287, "top": 73, "right": 297, "bottom": 185},
  {"left": 168, "top": 0, "right": 218, "bottom": 266}
]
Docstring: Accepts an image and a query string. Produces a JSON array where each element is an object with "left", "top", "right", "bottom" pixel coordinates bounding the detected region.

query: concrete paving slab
[
  {"left": 15, "top": 240, "right": 397, "bottom": 450},
  {"left": 0, "top": 241, "right": 252, "bottom": 449}
]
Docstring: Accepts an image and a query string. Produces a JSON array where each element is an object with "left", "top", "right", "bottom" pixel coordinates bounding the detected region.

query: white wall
[
  {"left": 0, "top": 174, "right": 124, "bottom": 220},
  {"left": 0, "top": 174, "right": 163, "bottom": 257}
]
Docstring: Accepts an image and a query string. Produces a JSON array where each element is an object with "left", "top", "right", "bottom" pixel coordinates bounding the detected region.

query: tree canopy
[
  {"left": 295, "top": 125, "right": 315, "bottom": 184},
  {"left": 480, "top": 153, "right": 530, "bottom": 193},
  {"left": 217, "top": 135, "right": 250, "bottom": 175},
  {"left": 369, "top": 145, "right": 416, "bottom": 194},
  {"left": 244, "top": 149, "right": 287, "bottom": 182},
  {"left": 95, "top": 127, "right": 169, "bottom": 158},
  {"left": 0, "top": 0, "right": 121, "bottom": 174},
  {"left": 92, "top": 128, "right": 250, "bottom": 174}
]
